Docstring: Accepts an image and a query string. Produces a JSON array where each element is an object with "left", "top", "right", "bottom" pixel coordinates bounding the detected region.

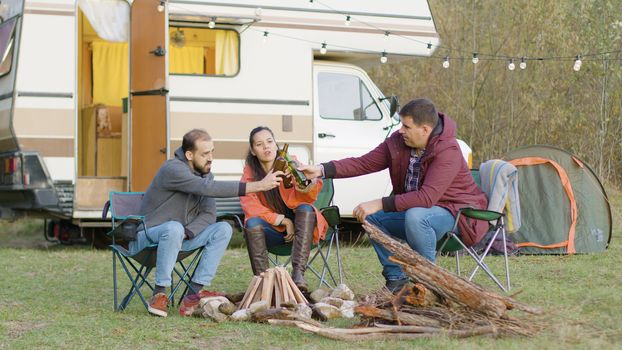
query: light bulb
[
  {"left": 427, "top": 42, "right": 432, "bottom": 54},
  {"left": 508, "top": 59, "right": 515, "bottom": 71},
  {"left": 519, "top": 58, "right": 527, "bottom": 70},
  {"left": 157, "top": 0, "right": 165, "bottom": 12},
  {"left": 208, "top": 17, "right": 216, "bottom": 29},
  {"left": 345, "top": 15, "right": 351, "bottom": 26},
  {"left": 573, "top": 55, "right": 582, "bottom": 71},
  {"left": 308, "top": 0, "right": 314, "bottom": 7},
  {"left": 380, "top": 52, "right": 388, "bottom": 64},
  {"left": 262, "top": 31, "right": 268, "bottom": 44},
  {"left": 320, "top": 43, "right": 327, "bottom": 55},
  {"left": 384, "top": 31, "right": 390, "bottom": 41},
  {"left": 472, "top": 53, "right": 479, "bottom": 64},
  {"left": 442, "top": 56, "right": 449, "bottom": 68}
]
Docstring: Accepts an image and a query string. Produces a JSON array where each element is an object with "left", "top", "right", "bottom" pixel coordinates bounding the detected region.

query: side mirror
[{"left": 389, "top": 95, "right": 400, "bottom": 120}]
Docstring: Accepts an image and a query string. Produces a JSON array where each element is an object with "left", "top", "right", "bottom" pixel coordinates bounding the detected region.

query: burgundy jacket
[{"left": 322, "top": 114, "right": 488, "bottom": 246}]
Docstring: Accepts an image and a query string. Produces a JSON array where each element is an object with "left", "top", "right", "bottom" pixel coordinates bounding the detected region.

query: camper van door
[{"left": 313, "top": 62, "right": 391, "bottom": 215}]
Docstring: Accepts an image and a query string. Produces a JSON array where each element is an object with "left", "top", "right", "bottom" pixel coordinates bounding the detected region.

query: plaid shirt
[{"left": 404, "top": 148, "right": 424, "bottom": 192}]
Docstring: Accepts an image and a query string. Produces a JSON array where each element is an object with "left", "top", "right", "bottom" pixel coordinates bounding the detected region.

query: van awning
[{"left": 78, "top": 0, "right": 129, "bottom": 42}]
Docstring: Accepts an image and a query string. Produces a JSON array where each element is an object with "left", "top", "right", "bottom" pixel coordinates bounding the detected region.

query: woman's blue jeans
[
  {"left": 367, "top": 206, "right": 455, "bottom": 281},
  {"left": 245, "top": 204, "right": 314, "bottom": 248}
]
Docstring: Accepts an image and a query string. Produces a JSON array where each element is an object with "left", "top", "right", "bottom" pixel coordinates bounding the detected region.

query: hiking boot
[
  {"left": 385, "top": 277, "right": 409, "bottom": 294},
  {"left": 179, "top": 290, "right": 225, "bottom": 316},
  {"left": 148, "top": 292, "right": 169, "bottom": 317}
]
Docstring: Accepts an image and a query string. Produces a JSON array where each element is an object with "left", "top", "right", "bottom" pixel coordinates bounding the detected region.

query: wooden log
[
  {"left": 262, "top": 269, "right": 275, "bottom": 305},
  {"left": 238, "top": 276, "right": 260, "bottom": 310},
  {"left": 242, "top": 276, "right": 263, "bottom": 309},
  {"left": 251, "top": 279, "right": 264, "bottom": 304},
  {"left": 406, "top": 283, "right": 441, "bottom": 307},
  {"left": 252, "top": 307, "right": 293, "bottom": 323},
  {"left": 284, "top": 268, "right": 308, "bottom": 304},
  {"left": 354, "top": 305, "right": 442, "bottom": 327},
  {"left": 274, "top": 271, "right": 283, "bottom": 307},
  {"left": 294, "top": 322, "right": 496, "bottom": 341},
  {"left": 363, "top": 222, "right": 541, "bottom": 317}
]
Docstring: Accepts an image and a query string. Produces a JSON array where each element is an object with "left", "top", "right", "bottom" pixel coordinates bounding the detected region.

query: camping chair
[
  {"left": 436, "top": 164, "right": 516, "bottom": 292},
  {"left": 103, "top": 192, "right": 205, "bottom": 312},
  {"left": 267, "top": 179, "right": 344, "bottom": 288}
]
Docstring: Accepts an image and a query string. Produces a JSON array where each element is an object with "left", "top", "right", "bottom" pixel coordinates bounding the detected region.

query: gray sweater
[{"left": 139, "top": 147, "right": 246, "bottom": 239}]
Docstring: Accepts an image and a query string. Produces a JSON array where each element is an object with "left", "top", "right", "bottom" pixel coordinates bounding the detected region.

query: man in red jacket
[{"left": 300, "top": 98, "right": 488, "bottom": 293}]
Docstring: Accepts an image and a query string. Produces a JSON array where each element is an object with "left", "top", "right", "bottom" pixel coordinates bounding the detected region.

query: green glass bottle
[{"left": 284, "top": 153, "right": 310, "bottom": 188}]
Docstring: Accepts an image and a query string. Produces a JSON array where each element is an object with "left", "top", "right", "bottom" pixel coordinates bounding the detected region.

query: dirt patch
[{"left": 3, "top": 321, "right": 48, "bottom": 340}]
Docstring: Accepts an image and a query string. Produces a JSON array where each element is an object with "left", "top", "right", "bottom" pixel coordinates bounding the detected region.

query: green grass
[{"left": 0, "top": 190, "right": 620, "bottom": 349}]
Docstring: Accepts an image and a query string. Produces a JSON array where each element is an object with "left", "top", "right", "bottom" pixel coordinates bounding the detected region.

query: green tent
[{"left": 503, "top": 145, "right": 611, "bottom": 254}]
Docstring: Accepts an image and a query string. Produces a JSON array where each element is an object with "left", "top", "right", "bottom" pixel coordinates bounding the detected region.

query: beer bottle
[
  {"left": 273, "top": 144, "right": 293, "bottom": 188},
  {"left": 284, "top": 153, "right": 310, "bottom": 189}
]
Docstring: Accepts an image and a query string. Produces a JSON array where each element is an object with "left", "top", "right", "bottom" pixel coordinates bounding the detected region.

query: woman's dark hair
[{"left": 246, "top": 126, "right": 289, "bottom": 214}]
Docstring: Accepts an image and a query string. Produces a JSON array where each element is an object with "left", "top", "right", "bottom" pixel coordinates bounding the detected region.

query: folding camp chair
[
  {"left": 436, "top": 165, "right": 515, "bottom": 292},
  {"left": 267, "top": 179, "right": 344, "bottom": 288},
  {"left": 103, "top": 192, "right": 205, "bottom": 312}
]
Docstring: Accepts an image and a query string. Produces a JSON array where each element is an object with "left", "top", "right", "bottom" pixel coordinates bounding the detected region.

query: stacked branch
[
  {"left": 238, "top": 266, "right": 308, "bottom": 310},
  {"left": 363, "top": 222, "right": 542, "bottom": 318}
]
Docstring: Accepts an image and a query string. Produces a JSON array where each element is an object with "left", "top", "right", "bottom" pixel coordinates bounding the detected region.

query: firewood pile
[
  {"left": 192, "top": 222, "right": 543, "bottom": 341},
  {"left": 193, "top": 267, "right": 358, "bottom": 323}
]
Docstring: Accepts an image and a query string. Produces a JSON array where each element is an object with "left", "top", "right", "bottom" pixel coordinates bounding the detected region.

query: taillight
[{"left": 5, "top": 157, "right": 17, "bottom": 173}]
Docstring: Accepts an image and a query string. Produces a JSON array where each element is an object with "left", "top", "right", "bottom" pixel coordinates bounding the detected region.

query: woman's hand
[{"left": 281, "top": 218, "right": 295, "bottom": 242}]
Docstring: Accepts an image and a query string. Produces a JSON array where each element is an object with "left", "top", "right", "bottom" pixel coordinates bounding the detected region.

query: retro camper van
[{"left": 0, "top": 0, "right": 466, "bottom": 242}]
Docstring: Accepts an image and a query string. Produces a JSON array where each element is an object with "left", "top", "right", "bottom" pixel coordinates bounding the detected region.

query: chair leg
[
  {"left": 113, "top": 251, "right": 118, "bottom": 311},
  {"left": 501, "top": 227, "right": 511, "bottom": 291},
  {"left": 334, "top": 229, "right": 343, "bottom": 285}
]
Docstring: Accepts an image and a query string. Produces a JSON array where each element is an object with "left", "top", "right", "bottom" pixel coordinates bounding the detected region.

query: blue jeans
[
  {"left": 367, "top": 206, "right": 455, "bottom": 281},
  {"left": 245, "top": 204, "right": 314, "bottom": 248},
  {"left": 129, "top": 221, "right": 232, "bottom": 287}
]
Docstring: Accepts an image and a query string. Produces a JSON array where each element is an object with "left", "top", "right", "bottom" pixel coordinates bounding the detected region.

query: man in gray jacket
[{"left": 130, "top": 129, "right": 284, "bottom": 317}]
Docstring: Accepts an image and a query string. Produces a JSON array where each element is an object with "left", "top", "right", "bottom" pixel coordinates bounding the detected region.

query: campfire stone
[
  {"left": 309, "top": 288, "right": 330, "bottom": 303},
  {"left": 218, "top": 301, "right": 237, "bottom": 315},
  {"left": 294, "top": 303, "right": 312, "bottom": 319},
  {"left": 329, "top": 284, "right": 355, "bottom": 301},
  {"left": 319, "top": 297, "right": 344, "bottom": 308},
  {"left": 249, "top": 300, "right": 269, "bottom": 314},
  {"left": 339, "top": 300, "right": 357, "bottom": 318},
  {"left": 231, "top": 309, "right": 250, "bottom": 321},
  {"left": 201, "top": 303, "right": 228, "bottom": 323},
  {"left": 313, "top": 302, "right": 342, "bottom": 320}
]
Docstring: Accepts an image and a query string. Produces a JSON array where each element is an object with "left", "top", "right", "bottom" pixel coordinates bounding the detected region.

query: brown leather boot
[
  {"left": 291, "top": 209, "right": 316, "bottom": 292},
  {"left": 244, "top": 226, "right": 269, "bottom": 275}
]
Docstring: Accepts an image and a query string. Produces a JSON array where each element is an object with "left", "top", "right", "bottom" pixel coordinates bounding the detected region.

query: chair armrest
[
  {"left": 107, "top": 217, "right": 144, "bottom": 241},
  {"left": 320, "top": 206, "right": 341, "bottom": 227},
  {"left": 459, "top": 207, "right": 504, "bottom": 221}
]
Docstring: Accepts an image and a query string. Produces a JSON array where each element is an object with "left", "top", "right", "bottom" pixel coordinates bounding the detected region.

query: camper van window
[
  {"left": 169, "top": 26, "right": 239, "bottom": 76},
  {"left": 318, "top": 72, "right": 382, "bottom": 121},
  {"left": 0, "top": 17, "right": 17, "bottom": 78}
]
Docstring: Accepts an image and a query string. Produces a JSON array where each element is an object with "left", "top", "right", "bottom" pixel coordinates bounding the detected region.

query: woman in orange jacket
[{"left": 240, "top": 126, "right": 328, "bottom": 291}]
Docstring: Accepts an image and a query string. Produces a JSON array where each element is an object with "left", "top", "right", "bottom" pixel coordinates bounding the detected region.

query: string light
[
  {"left": 320, "top": 42, "right": 327, "bottom": 54},
  {"left": 573, "top": 55, "right": 582, "bottom": 71},
  {"left": 344, "top": 15, "right": 351, "bottom": 26},
  {"left": 208, "top": 17, "right": 216, "bottom": 29},
  {"left": 157, "top": 0, "right": 165, "bottom": 12},
  {"left": 308, "top": 0, "right": 314, "bottom": 7},
  {"left": 380, "top": 51, "right": 388, "bottom": 64},
  {"left": 442, "top": 56, "right": 450, "bottom": 68},
  {"left": 427, "top": 42, "right": 432, "bottom": 54},
  {"left": 262, "top": 31, "right": 269, "bottom": 44},
  {"left": 472, "top": 52, "right": 479, "bottom": 64},
  {"left": 508, "top": 59, "right": 516, "bottom": 71},
  {"left": 519, "top": 57, "right": 527, "bottom": 70},
  {"left": 384, "top": 31, "right": 390, "bottom": 41}
]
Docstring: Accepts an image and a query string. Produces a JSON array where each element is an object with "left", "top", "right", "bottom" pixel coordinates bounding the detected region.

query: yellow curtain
[
  {"left": 169, "top": 46, "right": 204, "bottom": 74},
  {"left": 215, "top": 31, "right": 239, "bottom": 75},
  {"left": 92, "top": 41, "right": 128, "bottom": 107}
]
